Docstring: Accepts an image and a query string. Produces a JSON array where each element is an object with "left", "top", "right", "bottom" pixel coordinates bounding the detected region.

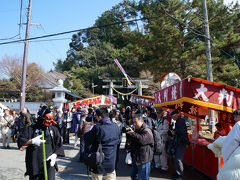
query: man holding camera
[
  {"left": 126, "top": 114, "right": 154, "bottom": 180},
  {"left": 0, "top": 109, "right": 14, "bottom": 149}
]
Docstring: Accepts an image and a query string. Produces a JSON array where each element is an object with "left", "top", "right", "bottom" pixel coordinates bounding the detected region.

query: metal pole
[
  {"left": 109, "top": 81, "right": 113, "bottom": 96},
  {"left": 138, "top": 81, "right": 142, "bottom": 96},
  {"left": 202, "top": 0, "right": 215, "bottom": 133},
  {"left": 92, "top": 83, "right": 94, "bottom": 95},
  {"left": 20, "top": 0, "right": 32, "bottom": 110}
]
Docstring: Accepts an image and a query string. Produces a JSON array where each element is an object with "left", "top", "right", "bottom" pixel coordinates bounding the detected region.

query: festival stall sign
[
  {"left": 67, "top": 95, "right": 112, "bottom": 109},
  {"left": 154, "top": 77, "right": 240, "bottom": 120},
  {"left": 130, "top": 94, "right": 155, "bottom": 107}
]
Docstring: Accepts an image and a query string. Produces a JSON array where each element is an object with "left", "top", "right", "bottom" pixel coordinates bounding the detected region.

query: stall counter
[{"left": 184, "top": 136, "right": 224, "bottom": 180}]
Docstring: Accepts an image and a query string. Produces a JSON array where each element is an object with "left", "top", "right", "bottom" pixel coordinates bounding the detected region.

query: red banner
[
  {"left": 67, "top": 95, "right": 112, "bottom": 108},
  {"left": 154, "top": 77, "right": 240, "bottom": 116}
]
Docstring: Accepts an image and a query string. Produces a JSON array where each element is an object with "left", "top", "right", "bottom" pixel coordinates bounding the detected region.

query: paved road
[{"left": 0, "top": 135, "right": 212, "bottom": 180}]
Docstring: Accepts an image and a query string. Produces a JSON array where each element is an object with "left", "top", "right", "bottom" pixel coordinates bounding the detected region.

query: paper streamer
[{"left": 114, "top": 58, "right": 134, "bottom": 86}]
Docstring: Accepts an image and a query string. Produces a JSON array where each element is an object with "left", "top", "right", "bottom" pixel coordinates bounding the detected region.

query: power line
[
  {"left": 39, "top": 25, "right": 66, "bottom": 58},
  {"left": 0, "top": 4, "right": 238, "bottom": 67},
  {"left": 159, "top": 5, "right": 240, "bottom": 68},
  {"left": 0, "top": 0, "right": 23, "bottom": 41},
  {"left": 0, "top": 15, "right": 162, "bottom": 46},
  {"left": 29, "top": 38, "right": 71, "bottom": 42}
]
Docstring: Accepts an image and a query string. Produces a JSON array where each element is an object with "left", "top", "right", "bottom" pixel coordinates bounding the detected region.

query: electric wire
[
  {"left": 0, "top": 3, "right": 238, "bottom": 68},
  {"left": 0, "top": 0, "right": 23, "bottom": 41},
  {"left": 0, "top": 15, "right": 162, "bottom": 45},
  {"left": 39, "top": 25, "right": 66, "bottom": 58}
]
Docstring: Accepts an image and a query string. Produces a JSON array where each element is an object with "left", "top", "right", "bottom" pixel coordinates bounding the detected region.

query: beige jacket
[{"left": 0, "top": 115, "right": 13, "bottom": 135}]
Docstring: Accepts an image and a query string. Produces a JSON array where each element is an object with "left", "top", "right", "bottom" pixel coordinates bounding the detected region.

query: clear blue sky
[{"left": 0, "top": 0, "right": 123, "bottom": 72}]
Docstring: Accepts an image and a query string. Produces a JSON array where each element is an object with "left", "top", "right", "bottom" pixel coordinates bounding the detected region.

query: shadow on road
[{"left": 56, "top": 142, "right": 212, "bottom": 180}]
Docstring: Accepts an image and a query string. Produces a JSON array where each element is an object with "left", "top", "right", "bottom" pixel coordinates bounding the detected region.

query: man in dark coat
[
  {"left": 53, "top": 106, "right": 62, "bottom": 132},
  {"left": 127, "top": 114, "right": 154, "bottom": 180},
  {"left": 84, "top": 107, "right": 120, "bottom": 180},
  {"left": 18, "top": 106, "right": 64, "bottom": 180},
  {"left": 170, "top": 110, "right": 189, "bottom": 180},
  {"left": 18, "top": 108, "right": 32, "bottom": 134}
]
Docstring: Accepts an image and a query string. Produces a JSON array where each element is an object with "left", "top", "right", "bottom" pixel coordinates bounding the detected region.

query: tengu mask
[{"left": 43, "top": 113, "right": 57, "bottom": 127}]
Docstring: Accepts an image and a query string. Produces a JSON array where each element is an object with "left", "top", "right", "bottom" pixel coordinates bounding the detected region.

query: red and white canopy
[{"left": 154, "top": 77, "right": 240, "bottom": 122}]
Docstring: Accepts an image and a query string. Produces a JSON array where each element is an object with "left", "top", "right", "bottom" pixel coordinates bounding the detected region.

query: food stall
[
  {"left": 67, "top": 95, "right": 114, "bottom": 109},
  {"left": 130, "top": 94, "right": 155, "bottom": 107},
  {"left": 154, "top": 77, "right": 240, "bottom": 179}
]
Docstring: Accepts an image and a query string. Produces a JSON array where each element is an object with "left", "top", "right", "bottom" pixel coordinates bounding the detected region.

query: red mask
[{"left": 43, "top": 113, "right": 57, "bottom": 127}]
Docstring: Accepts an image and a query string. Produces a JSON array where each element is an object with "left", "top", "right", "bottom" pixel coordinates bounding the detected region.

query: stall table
[{"left": 184, "top": 135, "right": 224, "bottom": 180}]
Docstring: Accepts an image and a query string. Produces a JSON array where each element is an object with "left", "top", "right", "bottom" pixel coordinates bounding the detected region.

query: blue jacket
[
  {"left": 84, "top": 117, "right": 120, "bottom": 174},
  {"left": 70, "top": 112, "right": 81, "bottom": 133}
]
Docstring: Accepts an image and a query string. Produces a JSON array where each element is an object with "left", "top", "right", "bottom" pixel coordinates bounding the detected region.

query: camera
[{"left": 125, "top": 127, "right": 132, "bottom": 132}]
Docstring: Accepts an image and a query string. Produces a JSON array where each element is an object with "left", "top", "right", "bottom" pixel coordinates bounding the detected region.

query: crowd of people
[
  {"left": 3, "top": 103, "right": 226, "bottom": 180},
  {"left": 0, "top": 103, "right": 191, "bottom": 180}
]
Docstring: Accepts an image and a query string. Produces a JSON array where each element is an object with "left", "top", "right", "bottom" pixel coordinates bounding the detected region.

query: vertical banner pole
[{"left": 42, "top": 131, "right": 48, "bottom": 180}]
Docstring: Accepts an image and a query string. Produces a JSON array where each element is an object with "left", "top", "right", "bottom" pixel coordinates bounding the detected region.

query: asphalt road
[{"left": 0, "top": 135, "right": 212, "bottom": 180}]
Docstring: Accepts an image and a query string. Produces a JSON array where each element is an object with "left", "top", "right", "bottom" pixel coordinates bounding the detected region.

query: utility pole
[
  {"left": 202, "top": 0, "right": 213, "bottom": 82},
  {"left": 202, "top": 0, "right": 215, "bottom": 133},
  {"left": 20, "top": 0, "right": 32, "bottom": 110}
]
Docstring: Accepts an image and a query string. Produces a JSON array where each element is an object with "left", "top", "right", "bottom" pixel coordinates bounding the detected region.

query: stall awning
[
  {"left": 130, "top": 94, "right": 155, "bottom": 107},
  {"left": 154, "top": 77, "right": 240, "bottom": 119}
]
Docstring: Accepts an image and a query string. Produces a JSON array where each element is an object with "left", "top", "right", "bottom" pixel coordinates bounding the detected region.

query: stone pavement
[{"left": 0, "top": 135, "right": 212, "bottom": 180}]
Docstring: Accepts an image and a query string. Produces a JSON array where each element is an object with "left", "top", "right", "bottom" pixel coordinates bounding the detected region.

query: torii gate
[{"left": 100, "top": 77, "right": 152, "bottom": 96}]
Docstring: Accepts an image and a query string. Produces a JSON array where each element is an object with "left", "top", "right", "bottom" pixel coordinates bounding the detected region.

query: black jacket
[
  {"left": 175, "top": 117, "right": 189, "bottom": 145},
  {"left": 18, "top": 112, "right": 32, "bottom": 133},
  {"left": 18, "top": 124, "right": 64, "bottom": 176},
  {"left": 84, "top": 118, "right": 120, "bottom": 174},
  {"left": 129, "top": 123, "right": 154, "bottom": 165}
]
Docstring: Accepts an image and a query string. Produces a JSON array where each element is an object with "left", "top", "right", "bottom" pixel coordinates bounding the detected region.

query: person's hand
[
  {"left": 63, "top": 120, "right": 66, "bottom": 123},
  {"left": 126, "top": 128, "right": 134, "bottom": 134},
  {"left": 32, "top": 135, "right": 46, "bottom": 146},
  {"left": 47, "top": 153, "right": 57, "bottom": 167}
]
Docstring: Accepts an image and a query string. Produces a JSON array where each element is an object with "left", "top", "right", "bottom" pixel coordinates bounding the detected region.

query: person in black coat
[
  {"left": 84, "top": 107, "right": 120, "bottom": 180},
  {"left": 169, "top": 110, "right": 189, "bottom": 180},
  {"left": 18, "top": 106, "right": 64, "bottom": 180}
]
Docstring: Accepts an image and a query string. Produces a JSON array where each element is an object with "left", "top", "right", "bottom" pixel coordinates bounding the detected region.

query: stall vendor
[
  {"left": 18, "top": 106, "right": 64, "bottom": 180},
  {"left": 214, "top": 123, "right": 226, "bottom": 140}
]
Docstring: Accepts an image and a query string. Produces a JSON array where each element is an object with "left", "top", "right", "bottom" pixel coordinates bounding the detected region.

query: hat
[
  {"left": 233, "top": 109, "right": 240, "bottom": 115},
  {"left": 156, "top": 108, "right": 163, "bottom": 113},
  {"left": 54, "top": 106, "right": 60, "bottom": 109},
  {"left": 170, "top": 110, "right": 178, "bottom": 116}
]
